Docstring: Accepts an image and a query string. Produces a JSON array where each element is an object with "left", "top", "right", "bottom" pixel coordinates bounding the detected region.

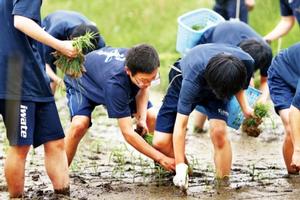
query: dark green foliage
[
  {"left": 191, "top": 24, "right": 205, "bottom": 31},
  {"left": 242, "top": 103, "right": 270, "bottom": 137},
  {"left": 143, "top": 133, "right": 153, "bottom": 145}
]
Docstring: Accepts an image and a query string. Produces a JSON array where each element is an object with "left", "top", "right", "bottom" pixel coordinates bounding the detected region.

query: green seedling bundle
[{"left": 53, "top": 32, "right": 96, "bottom": 78}]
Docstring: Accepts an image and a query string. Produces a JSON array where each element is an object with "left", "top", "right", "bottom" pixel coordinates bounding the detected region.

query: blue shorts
[
  {"left": 268, "top": 67, "right": 300, "bottom": 114},
  {"left": 66, "top": 87, "right": 153, "bottom": 126},
  {"left": 0, "top": 100, "right": 64, "bottom": 148},
  {"left": 155, "top": 61, "right": 229, "bottom": 133}
]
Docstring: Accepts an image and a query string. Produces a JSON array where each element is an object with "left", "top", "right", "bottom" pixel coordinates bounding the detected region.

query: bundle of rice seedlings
[
  {"left": 143, "top": 133, "right": 153, "bottom": 145},
  {"left": 242, "top": 103, "right": 270, "bottom": 137},
  {"left": 134, "top": 126, "right": 153, "bottom": 145},
  {"left": 53, "top": 32, "right": 96, "bottom": 78}
]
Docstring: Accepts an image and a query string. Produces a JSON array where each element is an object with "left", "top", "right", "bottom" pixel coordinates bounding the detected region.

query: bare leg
[
  {"left": 64, "top": 116, "right": 90, "bottom": 166},
  {"left": 44, "top": 139, "right": 69, "bottom": 194},
  {"left": 193, "top": 111, "right": 207, "bottom": 133},
  {"left": 289, "top": 106, "right": 300, "bottom": 170},
  {"left": 279, "top": 109, "right": 298, "bottom": 174},
  {"left": 209, "top": 119, "right": 232, "bottom": 178},
  {"left": 153, "top": 131, "right": 174, "bottom": 157},
  {"left": 4, "top": 145, "right": 30, "bottom": 198},
  {"left": 146, "top": 107, "right": 157, "bottom": 133}
]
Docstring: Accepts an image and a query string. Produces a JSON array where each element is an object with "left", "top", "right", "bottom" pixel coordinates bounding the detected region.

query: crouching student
[
  {"left": 268, "top": 42, "right": 300, "bottom": 176},
  {"left": 153, "top": 43, "right": 254, "bottom": 190},
  {"left": 194, "top": 20, "right": 273, "bottom": 133},
  {"left": 64, "top": 44, "right": 175, "bottom": 171},
  {"left": 41, "top": 10, "right": 106, "bottom": 93}
]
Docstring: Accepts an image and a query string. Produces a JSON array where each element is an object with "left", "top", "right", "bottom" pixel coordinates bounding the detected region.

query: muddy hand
[
  {"left": 159, "top": 156, "right": 175, "bottom": 171},
  {"left": 173, "top": 163, "right": 189, "bottom": 191},
  {"left": 135, "top": 121, "right": 148, "bottom": 136},
  {"left": 57, "top": 40, "right": 78, "bottom": 58},
  {"left": 243, "top": 106, "right": 254, "bottom": 119}
]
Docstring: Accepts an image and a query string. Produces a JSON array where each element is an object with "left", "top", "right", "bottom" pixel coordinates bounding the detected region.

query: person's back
[
  {"left": 41, "top": 10, "right": 106, "bottom": 93},
  {"left": 198, "top": 21, "right": 263, "bottom": 46},
  {"left": 180, "top": 43, "right": 254, "bottom": 92},
  {"left": 64, "top": 47, "right": 142, "bottom": 118},
  {"left": 270, "top": 42, "right": 300, "bottom": 88},
  {"left": 173, "top": 44, "right": 254, "bottom": 115}
]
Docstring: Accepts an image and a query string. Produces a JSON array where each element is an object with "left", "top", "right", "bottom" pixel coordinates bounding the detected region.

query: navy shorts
[
  {"left": 268, "top": 67, "right": 300, "bottom": 114},
  {"left": 66, "top": 87, "right": 153, "bottom": 125},
  {"left": 195, "top": 101, "right": 229, "bottom": 121},
  {"left": 0, "top": 100, "right": 64, "bottom": 148},
  {"left": 155, "top": 62, "right": 182, "bottom": 133},
  {"left": 156, "top": 62, "right": 229, "bottom": 134}
]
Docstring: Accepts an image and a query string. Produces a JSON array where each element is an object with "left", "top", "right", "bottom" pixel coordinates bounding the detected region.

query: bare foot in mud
[
  {"left": 193, "top": 127, "right": 207, "bottom": 134},
  {"left": 54, "top": 186, "right": 70, "bottom": 196},
  {"left": 213, "top": 176, "right": 230, "bottom": 189},
  {"left": 291, "top": 151, "right": 300, "bottom": 171}
]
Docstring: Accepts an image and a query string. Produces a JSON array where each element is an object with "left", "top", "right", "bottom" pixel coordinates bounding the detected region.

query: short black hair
[
  {"left": 70, "top": 24, "right": 101, "bottom": 54},
  {"left": 239, "top": 39, "right": 272, "bottom": 74},
  {"left": 204, "top": 53, "right": 247, "bottom": 100},
  {"left": 125, "top": 44, "right": 160, "bottom": 75}
]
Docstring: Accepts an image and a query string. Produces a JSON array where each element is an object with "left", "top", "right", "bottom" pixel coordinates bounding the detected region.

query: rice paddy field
[{"left": 0, "top": 0, "right": 299, "bottom": 199}]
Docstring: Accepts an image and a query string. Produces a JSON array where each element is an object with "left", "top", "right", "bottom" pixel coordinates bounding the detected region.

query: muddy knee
[
  {"left": 210, "top": 127, "right": 228, "bottom": 149},
  {"left": 70, "top": 120, "right": 89, "bottom": 139}
]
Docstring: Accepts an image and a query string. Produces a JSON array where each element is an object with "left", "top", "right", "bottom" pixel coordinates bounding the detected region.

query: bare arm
[
  {"left": 173, "top": 113, "right": 189, "bottom": 165},
  {"left": 257, "top": 76, "right": 269, "bottom": 103},
  {"left": 235, "top": 89, "right": 253, "bottom": 118},
  {"left": 14, "top": 15, "right": 77, "bottom": 57},
  {"left": 46, "top": 64, "right": 61, "bottom": 83},
  {"left": 264, "top": 16, "right": 295, "bottom": 42},
  {"left": 135, "top": 87, "right": 150, "bottom": 135},
  {"left": 118, "top": 117, "right": 175, "bottom": 171}
]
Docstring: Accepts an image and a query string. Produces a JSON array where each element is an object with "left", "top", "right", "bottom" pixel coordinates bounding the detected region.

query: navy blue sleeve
[
  {"left": 12, "top": 0, "right": 42, "bottom": 22},
  {"left": 280, "top": 0, "right": 293, "bottom": 16},
  {"left": 177, "top": 79, "right": 201, "bottom": 115},
  {"left": 105, "top": 83, "right": 132, "bottom": 118}
]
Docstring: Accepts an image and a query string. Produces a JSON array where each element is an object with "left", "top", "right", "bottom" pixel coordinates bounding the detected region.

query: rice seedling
[
  {"left": 134, "top": 127, "right": 154, "bottom": 145},
  {"left": 248, "top": 159, "right": 263, "bottom": 181},
  {"left": 242, "top": 103, "right": 270, "bottom": 137},
  {"left": 53, "top": 32, "right": 96, "bottom": 78},
  {"left": 143, "top": 133, "right": 153, "bottom": 145},
  {"left": 109, "top": 145, "right": 127, "bottom": 178},
  {"left": 191, "top": 24, "right": 205, "bottom": 31}
]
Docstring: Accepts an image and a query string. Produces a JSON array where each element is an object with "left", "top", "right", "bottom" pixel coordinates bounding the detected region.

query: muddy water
[{"left": 1, "top": 93, "right": 300, "bottom": 199}]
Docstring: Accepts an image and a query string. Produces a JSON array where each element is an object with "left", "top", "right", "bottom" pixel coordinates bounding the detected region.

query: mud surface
[{"left": 1, "top": 93, "right": 300, "bottom": 199}]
